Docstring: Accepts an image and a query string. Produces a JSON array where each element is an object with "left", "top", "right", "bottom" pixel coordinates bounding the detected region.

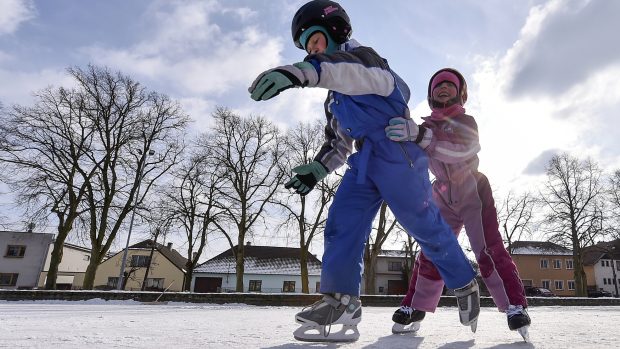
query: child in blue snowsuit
[{"left": 248, "top": 0, "right": 480, "bottom": 342}]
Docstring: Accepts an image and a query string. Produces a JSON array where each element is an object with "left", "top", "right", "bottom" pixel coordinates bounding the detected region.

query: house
[
  {"left": 362, "top": 249, "right": 414, "bottom": 295},
  {"left": 582, "top": 239, "right": 620, "bottom": 296},
  {"left": 510, "top": 241, "right": 575, "bottom": 296},
  {"left": 37, "top": 242, "right": 94, "bottom": 290},
  {"left": 192, "top": 243, "right": 321, "bottom": 293},
  {"left": 93, "top": 239, "right": 188, "bottom": 292},
  {"left": 0, "top": 230, "right": 53, "bottom": 289}
]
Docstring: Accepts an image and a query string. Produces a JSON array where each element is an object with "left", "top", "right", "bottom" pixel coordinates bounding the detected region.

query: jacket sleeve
[
  {"left": 313, "top": 95, "right": 354, "bottom": 172},
  {"left": 304, "top": 46, "right": 396, "bottom": 96},
  {"left": 422, "top": 115, "right": 481, "bottom": 164}
]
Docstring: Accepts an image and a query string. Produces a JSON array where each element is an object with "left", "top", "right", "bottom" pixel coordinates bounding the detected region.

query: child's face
[
  {"left": 305, "top": 32, "right": 327, "bottom": 54},
  {"left": 432, "top": 81, "right": 458, "bottom": 104}
]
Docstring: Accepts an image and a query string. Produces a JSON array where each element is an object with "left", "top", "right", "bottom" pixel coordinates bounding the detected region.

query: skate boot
[
  {"left": 392, "top": 305, "right": 426, "bottom": 334},
  {"left": 454, "top": 279, "right": 480, "bottom": 333},
  {"left": 293, "top": 293, "right": 361, "bottom": 342},
  {"left": 507, "top": 305, "right": 531, "bottom": 342}
]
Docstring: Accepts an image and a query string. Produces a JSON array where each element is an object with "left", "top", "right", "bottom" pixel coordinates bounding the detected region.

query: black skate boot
[
  {"left": 392, "top": 306, "right": 425, "bottom": 334},
  {"left": 507, "top": 305, "right": 531, "bottom": 342},
  {"left": 454, "top": 279, "right": 480, "bottom": 333},
  {"left": 293, "top": 293, "right": 361, "bottom": 342}
]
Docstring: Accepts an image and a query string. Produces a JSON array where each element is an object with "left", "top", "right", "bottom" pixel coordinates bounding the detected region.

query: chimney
[
  {"left": 167, "top": 242, "right": 173, "bottom": 250},
  {"left": 246, "top": 241, "right": 252, "bottom": 246}
]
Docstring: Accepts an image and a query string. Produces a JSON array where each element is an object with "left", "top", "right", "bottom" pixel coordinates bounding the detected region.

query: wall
[
  {"left": 512, "top": 254, "right": 576, "bottom": 296},
  {"left": 192, "top": 272, "right": 321, "bottom": 293},
  {"left": 93, "top": 249, "right": 185, "bottom": 292},
  {"left": 0, "top": 231, "right": 53, "bottom": 289}
]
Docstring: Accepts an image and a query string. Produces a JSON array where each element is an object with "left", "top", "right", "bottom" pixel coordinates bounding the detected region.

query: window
[
  {"left": 604, "top": 278, "right": 608, "bottom": 285},
  {"left": 616, "top": 261, "right": 620, "bottom": 271},
  {"left": 554, "top": 280, "right": 564, "bottom": 290},
  {"left": 283, "top": 281, "right": 296, "bottom": 292},
  {"left": 565, "top": 259, "right": 574, "bottom": 270},
  {"left": 5, "top": 245, "right": 26, "bottom": 258},
  {"left": 601, "top": 260, "right": 605, "bottom": 267},
  {"left": 388, "top": 261, "right": 403, "bottom": 271},
  {"left": 248, "top": 280, "right": 262, "bottom": 292},
  {"left": 568, "top": 280, "right": 575, "bottom": 290},
  {"left": 315, "top": 282, "right": 321, "bottom": 293},
  {"left": 0, "top": 273, "right": 19, "bottom": 286},
  {"left": 130, "top": 255, "right": 151, "bottom": 267},
  {"left": 540, "top": 259, "right": 549, "bottom": 269},
  {"left": 552, "top": 259, "right": 561, "bottom": 269},
  {"left": 83, "top": 255, "right": 90, "bottom": 261},
  {"left": 144, "top": 278, "right": 164, "bottom": 290},
  {"left": 542, "top": 280, "right": 550, "bottom": 289},
  {"left": 107, "top": 277, "right": 119, "bottom": 288}
]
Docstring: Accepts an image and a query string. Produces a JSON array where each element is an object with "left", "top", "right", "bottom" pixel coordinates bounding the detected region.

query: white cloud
[
  {"left": 83, "top": 0, "right": 284, "bottom": 97},
  {"left": 0, "top": 0, "right": 35, "bottom": 35},
  {"left": 0, "top": 68, "right": 74, "bottom": 105}
]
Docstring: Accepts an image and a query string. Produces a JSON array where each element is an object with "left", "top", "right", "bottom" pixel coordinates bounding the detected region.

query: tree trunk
[
  {"left": 235, "top": 244, "right": 245, "bottom": 292},
  {"left": 45, "top": 235, "right": 67, "bottom": 290},
  {"left": 141, "top": 242, "right": 157, "bottom": 291},
  {"left": 300, "top": 247, "right": 309, "bottom": 293}
]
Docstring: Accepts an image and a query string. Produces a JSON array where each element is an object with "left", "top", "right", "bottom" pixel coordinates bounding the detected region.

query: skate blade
[
  {"left": 392, "top": 322, "right": 421, "bottom": 334},
  {"left": 470, "top": 320, "right": 477, "bottom": 333},
  {"left": 517, "top": 325, "right": 530, "bottom": 342},
  {"left": 294, "top": 324, "right": 360, "bottom": 343}
]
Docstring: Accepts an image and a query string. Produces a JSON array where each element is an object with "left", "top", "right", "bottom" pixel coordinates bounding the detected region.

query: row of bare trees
[{"left": 1, "top": 65, "right": 620, "bottom": 296}]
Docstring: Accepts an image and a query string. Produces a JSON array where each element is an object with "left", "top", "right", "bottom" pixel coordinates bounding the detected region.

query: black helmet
[
  {"left": 291, "top": 0, "right": 352, "bottom": 50},
  {"left": 427, "top": 68, "right": 468, "bottom": 108}
]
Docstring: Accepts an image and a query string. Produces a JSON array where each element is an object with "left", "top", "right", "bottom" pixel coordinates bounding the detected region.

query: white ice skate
[
  {"left": 454, "top": 279, "right": 480, "bottom": 333},
  {"left": 507, "top": 305, "right": 531, "bottom": 342},
  {"left": 293, "top": 293, "right": 361, "bottom": 342},
  {"left": 391, "top": 306, "right": 425, "bottom": 334}
]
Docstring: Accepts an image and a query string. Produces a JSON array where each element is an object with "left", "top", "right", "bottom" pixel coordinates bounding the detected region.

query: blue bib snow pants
[{"left": 320, "top": 133, "right": 476, "bottom": 296}]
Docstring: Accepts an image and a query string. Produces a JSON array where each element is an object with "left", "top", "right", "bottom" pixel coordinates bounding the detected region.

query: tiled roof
[
  {"left": 196, "top": 245, "right": 322, "bottom": 275},
  {"left": 582, "top": 239, "right": 620, "bottom": 266},
  {"left": 129, "top": 240, "right": 189, "bottom": 271},
  {"left": 510, "top": 241, "right": 572, "bottom": 255}
]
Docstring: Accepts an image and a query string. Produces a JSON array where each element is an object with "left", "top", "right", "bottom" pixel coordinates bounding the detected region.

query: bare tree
[
  {"left": 0, "top": 79, "right": 101, "bottom": 289},
  {"left": 275, "top": 121, "right": 340, "bottom": 293},
  {"left": 68, "top": 65, "right": 188, "bottom": 289},
  {"left": 497, "top": 190, "right": 537, "bottom": 253},
  {"left": 204, "top": 107, "right": 286, "bottom": 292},
  {"left": 607, "top": 169, "right": 620, "bottom": 240},
  {"left": 363, "top": 202, "right": 403, "bottom": 295},
  {"left": 539, "top": 153, "right": 604, "bottom": 296},
  {"left": 164, "top": 151, "right": 224, "bottom": 291}
]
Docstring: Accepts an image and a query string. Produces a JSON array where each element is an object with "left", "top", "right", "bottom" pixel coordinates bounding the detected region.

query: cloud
[
  {"left": 82, "top": 0, "right": 285, "bottom": 98},
  {"left": 0, "top": 68, "right": 74, "bottom": 106},
  {"left": 505, "top": 0, "right": 620, "bottom": 98},
  {"left": 524, "top": 149, "right": 561, "bottom": 175},
  {"left": 0, "top": 0, "right": 35, "bottom": 35}
]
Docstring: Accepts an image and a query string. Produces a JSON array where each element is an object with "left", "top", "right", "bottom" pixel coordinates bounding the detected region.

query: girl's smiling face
[{"left": 432, "top": 81, "right": 458, "bottom": 104}]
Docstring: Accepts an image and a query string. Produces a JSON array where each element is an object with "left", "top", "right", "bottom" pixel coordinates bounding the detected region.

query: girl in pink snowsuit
[{"left": 385, "top": 68, "right": 530, "bottom": 334}]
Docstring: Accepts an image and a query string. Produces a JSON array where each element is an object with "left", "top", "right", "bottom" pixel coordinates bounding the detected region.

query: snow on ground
[{"left": 0, "top": 300, "right": 618, "bottom": 348}]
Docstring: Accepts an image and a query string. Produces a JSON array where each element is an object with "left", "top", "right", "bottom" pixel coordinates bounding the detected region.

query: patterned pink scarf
[{"left": 430, "top": 104, "right": 465, "bottom": 121}]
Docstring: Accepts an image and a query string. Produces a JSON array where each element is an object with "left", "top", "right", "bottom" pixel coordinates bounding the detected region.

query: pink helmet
[{"left": 427, "top": 68, "right": 468, "bottom": 108}]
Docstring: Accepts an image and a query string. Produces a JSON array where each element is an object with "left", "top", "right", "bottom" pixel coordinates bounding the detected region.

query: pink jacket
[{"left": 420, "top": 113, "right": 481, "bottom": 183}]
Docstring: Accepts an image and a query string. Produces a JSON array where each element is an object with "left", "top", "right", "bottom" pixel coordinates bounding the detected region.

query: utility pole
[{"left": 116, "top": 149, "right": 155, "bottom": 290}]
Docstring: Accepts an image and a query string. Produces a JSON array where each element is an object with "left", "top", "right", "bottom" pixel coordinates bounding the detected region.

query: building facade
[
  {"left": 510, "top": 241, "right": 576, "bottom": 296},
  {"left": 0, "top": 230, "right": 53, "bottom": 289},
  {"left": 38, "top": 242, "right": 93, "bottom": 290},
  {"left": 582, "top": 239, "right": 620, "bottom": 296},
  {"left": 93, "top": 240, "right": 188, "bottom": 292},
  {"left": 192, "top": 244, "right": 321, "bottom": 293},
  {"left": 362, "top": 249, "right": 414, "bottom": 295}
]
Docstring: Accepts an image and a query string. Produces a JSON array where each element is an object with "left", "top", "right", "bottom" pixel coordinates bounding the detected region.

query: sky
[
  {"left": 1, "top": 300, "right": 619, "bottom": 348},
  {"left": 1, "top": 0, "right": 620, "bottom": 256}
]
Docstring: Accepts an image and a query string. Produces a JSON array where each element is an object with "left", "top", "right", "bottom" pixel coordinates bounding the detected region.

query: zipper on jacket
[{"left": 398, "top": 143, "right": 415, "bottom": 168}]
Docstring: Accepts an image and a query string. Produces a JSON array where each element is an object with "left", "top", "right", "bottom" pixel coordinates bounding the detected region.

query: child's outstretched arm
[
  {"left": 305, "top": 46, "right": 396, "bottom": 96},
  {"left": 248, "top": 62, "right": 319, "bottom": 101}
]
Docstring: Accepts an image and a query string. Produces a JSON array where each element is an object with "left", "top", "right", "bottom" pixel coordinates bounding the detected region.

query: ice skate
[
  {"left": 454, "top": 279, "right": 480, "bottom": 333},
  {"left": 507, "top": 305, "right": 531, "bottom": 342},
  {"left": 391, "top": 305, "right": 425, "bottom": 334},
  {"left": 293, "top": 293, "right": 361, "bottom": 342}
]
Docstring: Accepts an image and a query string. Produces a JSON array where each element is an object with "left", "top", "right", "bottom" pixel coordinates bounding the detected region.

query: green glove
[
  {"left": 284, "top": 161, "right": 328, "bottom": 196},
  {"left": 248, "top": 62, "right": 318, "bottom": 101}
]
